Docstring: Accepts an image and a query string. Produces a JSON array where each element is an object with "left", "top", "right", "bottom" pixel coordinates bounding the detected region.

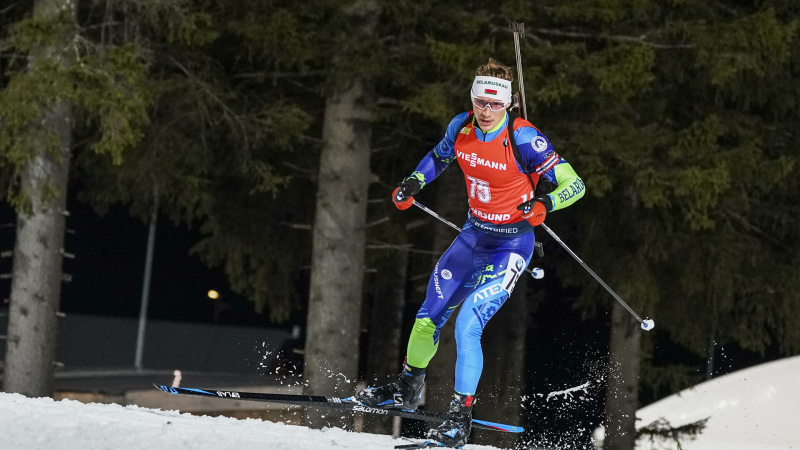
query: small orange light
[{"left": 207, "top": 290, "right": 219, "bottom": 299}]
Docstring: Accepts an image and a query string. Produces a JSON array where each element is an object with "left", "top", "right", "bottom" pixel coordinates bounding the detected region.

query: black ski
[{"left": 153, "top": 384, "right": 523, "bottom": 433}]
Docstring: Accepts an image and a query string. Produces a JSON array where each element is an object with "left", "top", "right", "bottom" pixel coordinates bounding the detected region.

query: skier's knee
[
  {"left": 454, "top": 314, "right": 483, "bottom": 348},
  {"left": 411, "top": 317, "right": 437, "bottom": 338},
  {"left": 406, "top": 318, "right": 440, "bottom": 368}
]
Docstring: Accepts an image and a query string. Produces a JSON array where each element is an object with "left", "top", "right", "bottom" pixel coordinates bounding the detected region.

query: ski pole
[
  {"left": 411, "top": 200, "right": 544, "bottom": 280},
  {"left": 508, "top": 20, "right": 653, "bottom": 331},
  {"left": 539, "top": 223, "right": 654, "bottom": 331}
]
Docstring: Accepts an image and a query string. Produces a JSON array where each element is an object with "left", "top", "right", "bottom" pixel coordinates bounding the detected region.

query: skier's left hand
[{"left": 517, "top": 195, "right": 552, "bottom": 226}]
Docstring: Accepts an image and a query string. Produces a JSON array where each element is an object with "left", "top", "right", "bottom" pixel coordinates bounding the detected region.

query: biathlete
[{"left": 355, "top": 59, "right": 586, "bottom": 448}]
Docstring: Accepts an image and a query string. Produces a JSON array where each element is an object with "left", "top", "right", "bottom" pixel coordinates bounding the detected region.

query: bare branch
[
  {"left": 532, "top": 28, "right": 695, "bottom": 49},
  {"left": 716, "top": 3, "right": 740, "bottom": 17},
  {"left": 527, "top": 33, "right": 553, "bottom": 48},
  {"left": 282, "top": 161, "right": 316, "bottom": 176},
  {"left": 371, "top": 144, "right": 401, "bottom": 153},
  {"left": 376, "top": 96, "right": 403, "bottom": 106},
  {"left": 167, "top": 56, "right": 250, "bottom": 149},
  {"left": 410, "top": 272, "right": 432, "bottom": 281},
  {"left": 365, "top": 217, "right": 390, "bottom": 228},
  {"left": 0, "top": 1, "right": 23, "bottom": 15},
  {"left": 366, "top": 242, "right": 411, "bottom": 250},
  {"left": 724, "top": 209, "right": 793, "bottom": 252},
  {"left": 233, "top": 70, "right": 325, "bottom": 80},
  {"left": 367, "top": 240, "right": 441, "bottom": 255},
  {"left": 300, "top": 134, "right": 324, "bottom": 144},
  {"left": 405, "top": 218, "right": 431, "bottom": 230},
  {"left": 280, "top": 222, "right": 312, "bottom": 230}
]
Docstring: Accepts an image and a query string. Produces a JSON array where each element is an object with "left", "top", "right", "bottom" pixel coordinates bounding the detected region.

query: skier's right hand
[{"left": 392, "top": 178, "right": 421, "bottom": 210}]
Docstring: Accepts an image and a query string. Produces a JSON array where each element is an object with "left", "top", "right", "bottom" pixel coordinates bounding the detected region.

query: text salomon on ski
[{"left": 153, "top": 384, "right": 523, "bottom": 433}]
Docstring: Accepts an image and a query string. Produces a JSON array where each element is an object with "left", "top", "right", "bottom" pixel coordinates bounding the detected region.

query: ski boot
[
  {"left": 355, "top": 360, "right": 425, "bottom": 410},
  {"left": 425, "top": 392, "right": 474, "bottom": 448}
]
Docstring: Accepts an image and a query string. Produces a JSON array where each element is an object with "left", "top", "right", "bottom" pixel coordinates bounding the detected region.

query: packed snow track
[{"left": 0, "top": 392, "right": 501, "bottom": 450}]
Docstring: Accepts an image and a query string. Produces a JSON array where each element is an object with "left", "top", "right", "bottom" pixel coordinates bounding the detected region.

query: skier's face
[{"left": 472, "top": 96, "right": 507, "bottom": 131}]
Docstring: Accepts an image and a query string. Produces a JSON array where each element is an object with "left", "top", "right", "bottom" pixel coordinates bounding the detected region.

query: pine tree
[
  {"left": 1, "top": 0, "right": 76, "bottom": 397},
  {"left": 1, "top": 0, "right": 311, "bottom": 394},
  {"left": 302, "top": 0, "right": 379, "bottom": 429},
  {"left": 0, "top": 0, "right": 149, "bottom": 396}
]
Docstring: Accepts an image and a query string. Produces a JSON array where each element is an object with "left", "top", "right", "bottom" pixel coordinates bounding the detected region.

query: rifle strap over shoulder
[
  {"left": 457, "top": 112, "right": 474, "bottom": 133},
  {"left": 506, "top": 112, "right": 537, "bottom": 192}
]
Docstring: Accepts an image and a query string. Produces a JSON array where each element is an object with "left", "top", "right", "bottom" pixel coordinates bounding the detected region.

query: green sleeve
[{"left": 546, "top": 162, "right": 586, "bottom": 212}]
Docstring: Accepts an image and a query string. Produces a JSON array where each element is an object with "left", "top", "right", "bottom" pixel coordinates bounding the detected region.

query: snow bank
[{"left": 635, "top": 355, "right": 800, "bottom": 450}]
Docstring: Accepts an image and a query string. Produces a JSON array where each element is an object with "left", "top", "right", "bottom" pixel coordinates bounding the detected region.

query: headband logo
[
  {"left": 484, "top": 89, "right": 498, "bottom": 95},
  {"left": 476, "top": 79, "right": 510, "bottom": 89}
]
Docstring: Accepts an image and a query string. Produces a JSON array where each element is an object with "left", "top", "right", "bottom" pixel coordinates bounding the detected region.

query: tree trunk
[
  {"left": 303, "top": 75, "right": 373, "bottom": 429},
  {"left": 2, "top": 0, "right": 74, "bottom": 398},
  {"left": 424, "top": 167, "right": 468, "bottom": 412},
  {"left": 603, "top": 300, "right": 642, "bottom": 450},
  {"left": 362, "top": 249, "right": 409, "bottom": 435},
  {"left": 472, "top": 275, "right": 529, "bottom": 448}
]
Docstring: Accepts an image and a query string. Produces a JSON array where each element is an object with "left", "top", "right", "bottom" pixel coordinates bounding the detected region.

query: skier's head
[{"left": 471, "top": 59, "right": 513, "bottom": 131}]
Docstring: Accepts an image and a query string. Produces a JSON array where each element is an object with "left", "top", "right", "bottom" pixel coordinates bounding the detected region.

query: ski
[
  {"left": 395, "top": 441, "right": 448, "bottom": 449},
  {"left": 153, "top": 384, "right": 523, "bottom": 433}
]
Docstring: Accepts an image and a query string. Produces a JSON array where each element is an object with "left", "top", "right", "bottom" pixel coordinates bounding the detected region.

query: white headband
[{"left": 471, "top": 76, "right": 512, "bottom": 105}]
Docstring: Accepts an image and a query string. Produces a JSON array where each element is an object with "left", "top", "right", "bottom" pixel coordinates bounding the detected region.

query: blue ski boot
[
  {"left": 355, "top": 360, "right": 425, "bottom": 410},
  {"left": 426, "top": 392, "right": 474, "bottom": 448}
]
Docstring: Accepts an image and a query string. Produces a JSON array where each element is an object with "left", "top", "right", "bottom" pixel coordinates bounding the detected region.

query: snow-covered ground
[
  {"left": 0, "top": 393, "right": 500, "bottom": 450},
  {"left": 4, "top": 356, "right": 797, "bottom": 450},
  {"left": 635, "top": 355, "right": 800, "bottom": 450}
]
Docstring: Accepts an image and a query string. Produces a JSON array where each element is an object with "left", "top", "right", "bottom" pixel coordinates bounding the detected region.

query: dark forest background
[{"left": 2, "top": 1, "right": 799, "bottom": 449}]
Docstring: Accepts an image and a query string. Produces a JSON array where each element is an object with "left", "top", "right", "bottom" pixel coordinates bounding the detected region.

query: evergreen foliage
[
  {"left": 78, "top": 0, "right": 312, "bottom": 320},
  {"left": 0, "top": 6, "right": 149, "bottom": 212},
  {"left": 636, "top": 417, "right": 708, "bottom": 449},
  {"left": 2, "top": 0, "right": 799, "bottom": 428}
]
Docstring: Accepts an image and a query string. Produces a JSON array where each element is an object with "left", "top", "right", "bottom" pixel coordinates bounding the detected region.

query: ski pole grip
[{"left": 392, "top": 187, "right": 415, "bottom": 210}]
